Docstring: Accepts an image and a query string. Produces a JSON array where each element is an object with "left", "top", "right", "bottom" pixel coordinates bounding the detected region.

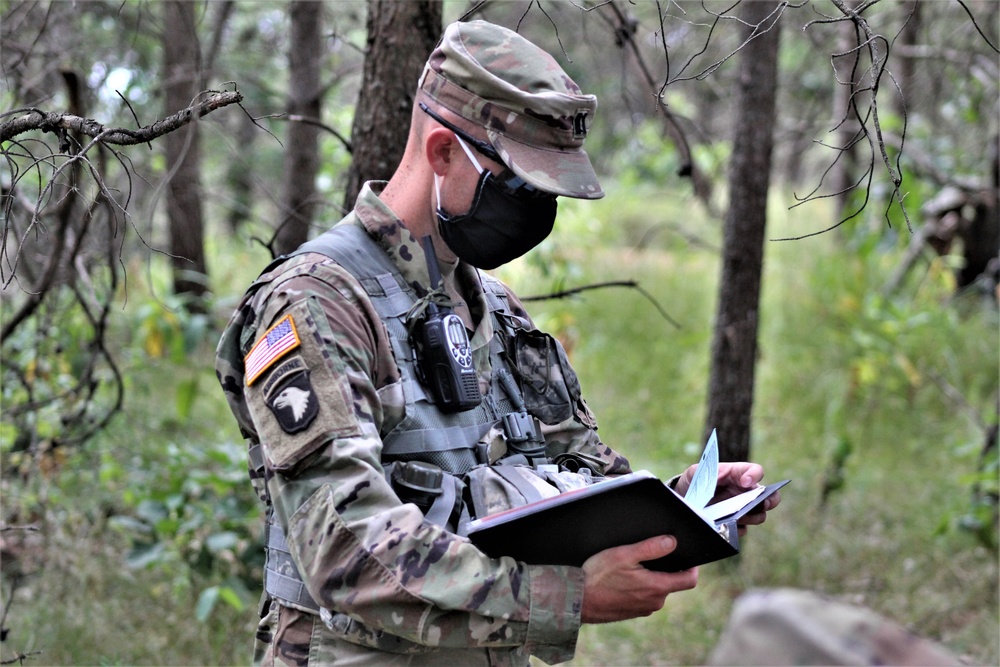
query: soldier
[{"left": 216, "top": 19, "right": 781, "bottom": 667}]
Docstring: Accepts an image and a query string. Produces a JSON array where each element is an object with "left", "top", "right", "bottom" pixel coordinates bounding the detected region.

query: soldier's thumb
[{"left": 627, "top": 535, "right": 677, "bottom": 564}]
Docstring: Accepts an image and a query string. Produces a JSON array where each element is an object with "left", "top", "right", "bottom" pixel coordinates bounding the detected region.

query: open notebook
[{"left": 466, "top": 430, "right": 789, "bottom": 572}]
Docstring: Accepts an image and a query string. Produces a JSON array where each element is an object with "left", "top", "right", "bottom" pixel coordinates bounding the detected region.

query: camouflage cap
[{"left": 418, "top": 20, "right": 603, "bottom": 200}]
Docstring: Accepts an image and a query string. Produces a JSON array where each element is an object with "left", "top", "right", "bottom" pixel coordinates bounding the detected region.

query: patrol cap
[{"left": 418, "top": 20, "right": 603, "bottom": 200}]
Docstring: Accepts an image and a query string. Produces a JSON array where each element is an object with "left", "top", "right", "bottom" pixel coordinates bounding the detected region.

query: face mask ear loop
[
  {"left": 435, "top": 135, "right": 485, "bottom": 212},
  {"left": 453, "top": 135, "right": 485, "bottom": 175}
]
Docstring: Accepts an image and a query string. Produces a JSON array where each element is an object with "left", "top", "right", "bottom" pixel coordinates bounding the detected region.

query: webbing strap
[
  {"left": 264, "top": 522, "right": 320, "bottom": 612},
  {"left": 248, "top": 443, "right": 264, "bottom": 473},
  {"left": 491, "top": 465, "right": 547, "bottom": 505},
  {"left": 423, "top": 475, "right": 459, "bottom": 527},
  {"left": 294, "top": 224, "right": 408, "bottom": 295},
  {"left": 381, "top": 421, "right": 495, "bottom": 455},
  {"left": 265, "top": 568, "right": 319, "bottom": 613}
]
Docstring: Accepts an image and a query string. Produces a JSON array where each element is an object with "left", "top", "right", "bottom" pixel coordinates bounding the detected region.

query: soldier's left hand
[{"left": 674, "top": 462, "right": 781, "bottom": 536}]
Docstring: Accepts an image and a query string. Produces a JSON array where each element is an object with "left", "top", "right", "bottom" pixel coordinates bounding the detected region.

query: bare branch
[
  {"left": 522, "top": 279, "right": 682, "bottom": 329},
  {"left": 0, "top": 652, "right": 44, "bottom": 666},
  {"left": 602, "top": 1, "right": 701, "bottom": 184},
  {"left": 1, "top": 85, "right": 243, "bottom": 455},
  {"left": 0, "top": 90, "right": 243, "bottom": 145},
  {"left": 784, "top": 0, "right": 918, "bottom": 238},
  {"left": 280, "top": 114, "right": 352, "bottom": 153},
  {"left": 956, "top": 0, "right": 999, "bottom": 54}
]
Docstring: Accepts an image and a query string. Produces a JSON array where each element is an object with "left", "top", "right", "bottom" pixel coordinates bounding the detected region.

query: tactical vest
[
  {"left": 300, "top": 224, "right": 523, "bottom": 471},
  {"left": 254, "top": 223, "right": 539, "bottom": 615}
]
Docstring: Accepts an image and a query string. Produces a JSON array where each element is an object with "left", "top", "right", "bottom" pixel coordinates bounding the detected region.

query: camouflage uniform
[
  {"left": 217, "top": 184, "right": 632, "bottom": 666},
  {"left": 215, "top": 20, "right": 627, "bottom": 667}
]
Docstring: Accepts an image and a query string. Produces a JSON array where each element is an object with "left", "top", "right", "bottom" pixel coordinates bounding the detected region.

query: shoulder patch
[
  {"left": 245, "top": 314, "right": 301, "bottom": 386},
  {"left": 265, "top": 360, "right": 320, "bottom": 434}
]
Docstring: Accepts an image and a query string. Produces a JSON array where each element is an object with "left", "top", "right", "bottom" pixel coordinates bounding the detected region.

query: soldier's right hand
[{"left": 580, "top": 535, "right": 698, "bottom": 624}]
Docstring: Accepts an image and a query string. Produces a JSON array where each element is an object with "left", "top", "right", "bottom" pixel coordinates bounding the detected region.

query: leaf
[
  {"left": 136, "top": 499, "right": 168, "bottom": 524},
  {"left": 206, "top": 531, "right": 239, "bottom": 553},
  {"left": 126, "top": 542, "right": 167, "bottom": 569},
  {"left": 175, "top": 376, "right": 200, "bottom": 420},
  {"left": 196, "top": 586, "right": 220, "bottom": 622},
  {"left": 218, "top": 586, "right": 245, "bottom": 612},
  {"left": 108, "top": 515, "right": 153, "bottom": 535}
]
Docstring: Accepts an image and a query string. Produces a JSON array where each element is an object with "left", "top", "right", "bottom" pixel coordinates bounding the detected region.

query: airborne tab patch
[{"left": 245, "top": 314, "right": 301, "bottom": 386}]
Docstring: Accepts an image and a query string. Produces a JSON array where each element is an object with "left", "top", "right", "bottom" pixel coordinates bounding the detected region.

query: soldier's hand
[
  {"left": 673, "top": 461, "right": 782, "bottom": 536},
  {"left": 581, "top": 535, "right": 698, "bottom": 624}
]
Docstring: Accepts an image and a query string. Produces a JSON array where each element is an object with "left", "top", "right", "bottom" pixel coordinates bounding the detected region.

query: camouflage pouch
[
  {"left": 464, "top": 464, "right": 595, "bottom": 522},
  {"left": 510, "top": 328, "right": 589, "bottom": 426}
]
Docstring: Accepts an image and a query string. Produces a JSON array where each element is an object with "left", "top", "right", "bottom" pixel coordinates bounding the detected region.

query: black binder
[{"left": 465, "top": 470, "right": 788, "bottom": 572}]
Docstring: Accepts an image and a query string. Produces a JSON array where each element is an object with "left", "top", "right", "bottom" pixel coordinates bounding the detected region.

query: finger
[
  {"left": 673, "top": 464, "right": 698, "bottom": 496},
  {"left": 665, "top": 566, "right": 699, "bottom": 592},
  {"left": 717, "top": 462, "right": 763, "bottom": 489},
  {"left": 738, "top": 510, "right": 767, "bottom": 526},
  {"left": 764, "top": 490, "right": 781, "bottom": 510},
  {"left": 624, "top": 535, "right": 677, "bottom": 563}
]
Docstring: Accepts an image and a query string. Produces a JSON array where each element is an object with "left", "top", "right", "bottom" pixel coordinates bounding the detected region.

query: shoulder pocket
[{"left": 246, "top": 299, "right": 362, "bottom": 473}]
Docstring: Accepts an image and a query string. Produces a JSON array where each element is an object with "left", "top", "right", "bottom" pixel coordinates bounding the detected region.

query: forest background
[{"left": 1, "top": 1, "right": 998, "bottom": 665}]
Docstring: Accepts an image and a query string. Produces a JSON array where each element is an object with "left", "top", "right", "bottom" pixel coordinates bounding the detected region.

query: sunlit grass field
[{"left": 2, "top": 185, "right": 997, "bottom": 665}]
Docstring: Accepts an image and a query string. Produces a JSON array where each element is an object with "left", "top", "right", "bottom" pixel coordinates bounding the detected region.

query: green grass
[{"left": 2, "top": 186, "right": 997, "bottom": 665}]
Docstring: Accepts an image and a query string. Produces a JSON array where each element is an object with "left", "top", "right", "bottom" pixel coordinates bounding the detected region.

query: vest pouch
[
  {"left": 510, "top": 328, "right": 585, "bottom": 426},
  {"left": 463, "top": 464, "right": 597, "bottom": 522},
  {"left": 385, "top": 461, "right": 467, "bottom": 533}
]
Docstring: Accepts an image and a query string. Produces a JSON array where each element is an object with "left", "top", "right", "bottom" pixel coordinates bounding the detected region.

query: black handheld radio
[{"left": 410, "top": 236, "right": 482, "bottom": 413}]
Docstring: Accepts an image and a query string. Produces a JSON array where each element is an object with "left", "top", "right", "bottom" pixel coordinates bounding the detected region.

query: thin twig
[
  {"left": 0, "top": 651, "right": 44, "bottom": 666},
  {"left": 523, "top": 279, "right": 682, "bottom": 329}
]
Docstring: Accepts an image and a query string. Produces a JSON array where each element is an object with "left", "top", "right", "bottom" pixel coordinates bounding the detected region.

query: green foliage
[
  {"left": 1, "top": 287, "right": 120, "bottom": 457},
  {"left": 106, "top": 436, "right": 260, "bottom": 611},
  {"left": 953, "top": 439, "right": 999, "bottom": 550}
]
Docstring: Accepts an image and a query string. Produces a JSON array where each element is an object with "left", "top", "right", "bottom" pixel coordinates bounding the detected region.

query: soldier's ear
[{"left": 425, "top": 128, "right": 457, "bottom": 176}]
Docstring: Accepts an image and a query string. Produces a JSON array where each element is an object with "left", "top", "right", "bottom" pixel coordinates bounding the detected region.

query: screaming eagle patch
[{"left": 264, "top": 356, "right": 319, "bottom": 434}]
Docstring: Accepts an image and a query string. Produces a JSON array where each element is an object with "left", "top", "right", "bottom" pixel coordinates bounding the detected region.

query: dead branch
[
  {"left": 0, "top": 90, "right": 243, "bottom": 145},
  {"left": 522, "top": 279, "right": 682, "bottom": 329},
  {"left": 774, "top": 1, "right": 913, "bottom": 240},
  {"left": 0, "top": 652, "right": 43, "bottom": 666},
  {"left": 602, "top": 1, "right": 697, "bottom": 176},
  {"left": 0, "top": 87, "right": 243, "bottom": 456},
  {"left": 831, "top": 0, "right": 911, "bottom": 231}
]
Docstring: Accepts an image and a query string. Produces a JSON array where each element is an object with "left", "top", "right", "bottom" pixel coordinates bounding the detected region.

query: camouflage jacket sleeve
[{"left": 237, "top": 257, "right": 585, "bottom": 663}]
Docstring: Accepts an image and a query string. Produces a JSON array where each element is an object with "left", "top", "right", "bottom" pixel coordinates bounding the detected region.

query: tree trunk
[
  {"left": 273, "top": 0, "right": 324, "bottom": 256},
  {"left": 226, "top": 115, "right": 257, "bottom": 233},
  {"left": 163, "top": 0, "right": 208, "bottom": 307},
  {"left": 704, "top": 1, "right": 782, "bottom": 462},
  {"left": 342, "top": 0, "right": 442, "bottom": 211},
  {"left": 894, "top": 0, "right": 922, "bottom": 118},
  {"left": 830, "top": 11, "right": 859, "bottom": 216}
]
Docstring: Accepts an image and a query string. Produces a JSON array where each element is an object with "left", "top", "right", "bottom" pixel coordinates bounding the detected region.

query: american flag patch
[{"left": 245, "top": 314, "right": 301, "bottom": 386}]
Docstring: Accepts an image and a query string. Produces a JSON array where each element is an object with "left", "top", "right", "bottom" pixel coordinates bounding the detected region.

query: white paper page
[
  {"left": 684, "top": 430, "right": 719, "bottom": 511},
  {"left": 700, "top": 485, "right": 767, "bottom": 522}
]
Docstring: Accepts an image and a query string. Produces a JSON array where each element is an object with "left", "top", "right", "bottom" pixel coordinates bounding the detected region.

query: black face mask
[{"left": 435, "top": 136, "right": 557, "bottom": 270}]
